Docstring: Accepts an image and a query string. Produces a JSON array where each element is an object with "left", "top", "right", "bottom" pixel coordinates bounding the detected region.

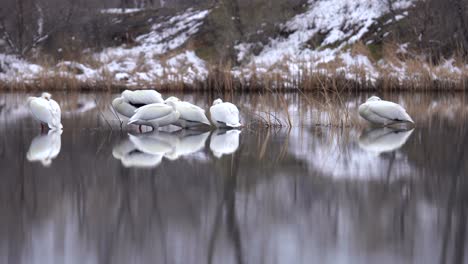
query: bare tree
[{"left": 0, "top": 0, "right": 76, "bottom": 57}]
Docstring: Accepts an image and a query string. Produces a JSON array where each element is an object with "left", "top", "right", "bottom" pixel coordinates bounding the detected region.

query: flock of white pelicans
[
  {"left": 25, "top": 90, "right": 415, "bottom": 167},
  {"left": 28, "top": 90, "right": 242, "bottom": 131}
]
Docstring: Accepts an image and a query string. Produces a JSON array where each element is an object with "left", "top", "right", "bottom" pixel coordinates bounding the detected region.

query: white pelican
[
  {"left": 26, "top": 130, "right": 62, "bottom": 167},
  {"left": 359, "top": 127, "right": 414, "bottom": 154},
  {"left": 358, "top": 96, "right": 414, "bottom": 126},
  {"left": 165, "top": 131, "right": 210, "bottom": 160},
  {"left": 27, "top": 92, "right": 62, "bottom": 130},
  {"left": 209, "top": 129, "right": 241, "bottom": 158},
  {"left": 128, "top": 101, "right": 180, "bottom": 130},
  {"left": 165, "top": 96, "right": 211, "bottom": 128},
  {"left": 209, "top": 98, "right": 241, "bottom": 128},
  {"left": 112, "top": 89, "right": 164, "bottom": 128}
]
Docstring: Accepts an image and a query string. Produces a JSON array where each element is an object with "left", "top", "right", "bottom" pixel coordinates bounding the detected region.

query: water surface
[{"left": 1, "top": 92, "right": 468, "bottom": 264}]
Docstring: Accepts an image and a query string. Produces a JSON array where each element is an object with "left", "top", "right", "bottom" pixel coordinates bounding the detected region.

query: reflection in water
[
  {"left": 164, "top": 130, "right": 210, "bottom": 160},
  {"left": 2, "top": 92, "right": 468, "bottom": 263},
  {"left": 128, "top": 132, "right": 176, "bottom": 155},
  {"left": 209, "top": 129, "right": 241, "bottom": 158},
  {"left": 26, "top": 130, "right": 62, "bottom": 167},
  {"left": 112, "top": 138, "right": 164, "bottom": 168},
  {"left": 112, "top": 132, "right": 176, "bottom": 168},
  {"left": 112, "top": 130, "right": 210, "bottom": 168},
  {"left": 289, "top": 127, "right": 414, "bottom": 180},
  {"left": 358, "top": 127, "right": 414, "bottom": 154}
]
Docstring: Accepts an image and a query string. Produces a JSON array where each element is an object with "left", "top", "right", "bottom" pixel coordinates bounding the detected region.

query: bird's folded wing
[
  {"left": 29, "top": 99, "right": 53, "bottom": 124},
  {"left": 369, "top": 102, "right": 409, "bottom": 121},
  {"left": 179, "top": 103, "right": 208, "bottom": 123},
  {"left": 123, "top": 90, "right": 162, "bottom": 104},
  {"left": 134, "top": 104, "right": 173, "bottom": 120}
]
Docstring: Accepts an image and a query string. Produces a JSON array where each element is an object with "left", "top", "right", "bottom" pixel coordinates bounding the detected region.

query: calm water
[{"left": 1, "top": 92, "right": 468, "bottom": 264}]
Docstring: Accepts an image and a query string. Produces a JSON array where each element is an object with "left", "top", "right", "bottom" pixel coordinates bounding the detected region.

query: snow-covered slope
[{"left": 0, "top": 1, "right": 466, "bottom": 89}]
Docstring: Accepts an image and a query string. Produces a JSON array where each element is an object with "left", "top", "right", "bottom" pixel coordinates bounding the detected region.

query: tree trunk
[
  {"left": 16, "top": 0, "right": 25, "bottom": 56},
  {"left": 454, "top": 0, "right": 468, "bottom": 55}
]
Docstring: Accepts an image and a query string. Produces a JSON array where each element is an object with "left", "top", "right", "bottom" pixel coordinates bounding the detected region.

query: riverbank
[{"left": 1, "top": 2, "right": 467, "bottom": 91}]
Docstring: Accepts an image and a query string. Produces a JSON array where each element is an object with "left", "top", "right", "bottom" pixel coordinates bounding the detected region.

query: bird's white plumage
[
  {"left": 27, "top": 93, "right": 62, "bottom": 130},
  {"left": 358, "top": 96, "right": 414, "bottom": 126},
  {"left": 112, "top": 89, "right": 164, "bottom": 119},
  {"left": 209, "top": 129, "right": 241, "bottom": 158},
  {"left": 165, "top": 97, "right": 210, "bottom": 127},
  {"left": 359, "top": 127, "right": 414, "bottom": 154},
  {"left": 209, "top": 98, "right": 241, "bottom": 128},
  {"left": 121, "top": 90, "right": 164, "bottom": 105},
  {"left": 112, "top": 97, "right": 137, "bottom": 118},
  {"left": 128, "top": 102, "right": 180, "bottom": 128},
  {"left": 26, "top": 130, "right": 62, "bottom": 166}
]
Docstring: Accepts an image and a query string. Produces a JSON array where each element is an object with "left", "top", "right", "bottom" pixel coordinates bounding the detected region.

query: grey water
[{"left": 0, "top": 92, "right": 468, "bottom": 264}]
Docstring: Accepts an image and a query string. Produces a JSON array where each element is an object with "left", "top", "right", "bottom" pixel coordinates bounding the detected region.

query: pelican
[
  {"left": 209, "top": 129, "right": 241, "bottom": 158},
  {"left": 128, "top": 101, "right": 180, "bottom": 130},
  {"left": 27, "top": 92, "right": 62, "bottom": 131},
  {"left": 165, "top": 130, "right": 210, "bottom": 160},
  {"left": 165, "top": 96, "right": 211, "bottom": 128},
  {"left": 209, "top": 98, "right": 241, "bottom": 128},
  {"left": 358, "top": 96, "right": 414, "bottom": 126},
  {"left": 358, "top": 127, "right": 414, "bottom": 154},
  {"left": 26, "top": 130, "right": 62, "bottom": 167},
  {"left": 112, "top": 89, "right": 164, "bottom": 129}
]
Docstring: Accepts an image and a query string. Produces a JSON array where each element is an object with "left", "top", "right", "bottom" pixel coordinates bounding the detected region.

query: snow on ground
[
  {"left": 96, "top": 8, "right": 210, "bottom": 85},
  {"left": 0, "top": 54, "right": 43, "bottom": 83},
  {"left": 241, "top": 0, "right": 413, "bottom": 66},
  {"left": 100, "top": 8, "right": 143, "bottom": 14},
  {"left": 234, "top": 0, "right": 415, "bottom": 83},
  {"left": 0, "top": 2, "right": 467, "bottom": 88},
  {"left": 0, "top": 8, "right": 210, "bottom": 87}
]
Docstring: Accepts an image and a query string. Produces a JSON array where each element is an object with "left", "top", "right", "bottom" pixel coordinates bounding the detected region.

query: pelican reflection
[
  {"left": 112, "top": 131, "right": 176, "bottom": 168},
  {"left": 112, "top": 138, "right": 161, "bottom": 168},
  {"left": 358, "top": 127, "right": 414, "bottom": 154},
  {"left": 164, "top": 130, "right": 210, "bottom": 160},
  {"left": 209, "top": 129, "right": 241, "bottom": 158},
  {"left": 26, "top": 130, "right": 62, "bottom": 167}
]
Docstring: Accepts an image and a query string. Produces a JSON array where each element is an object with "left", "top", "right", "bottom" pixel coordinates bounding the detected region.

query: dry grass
[{"left": 1, "top": 42, "right": 467, "bottom": 92}]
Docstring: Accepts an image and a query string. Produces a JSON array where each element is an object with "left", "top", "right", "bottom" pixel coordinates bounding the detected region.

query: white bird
[
  {"left": 209, "top": 129, "right": 241, "bottom": 158},
  {"left": 112, "top": 90, "right": 164, "bottom": 129},
  {"left": 128, "top": 101, "right": 180, "bottom": 130},
  {"left": 359, "top": 127, "right": 414, "bottom": 154},
  {"left": 165, "top": 96, "right": 211, "bottom": 128},
  {"left": 358, "top": 96, "right": 414, "bottom": 126},
  {"left": 209, "top": 98, "right": 241, "bottom": 128},
  {"left": 26, "top": 130, "right": 62, "bottom": 167},
  {"left": 165, "top": 131, "right": 210, "bottom": 160},
  {"left": 27, "top": 92, "right": 62, "bottom": 131}
]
